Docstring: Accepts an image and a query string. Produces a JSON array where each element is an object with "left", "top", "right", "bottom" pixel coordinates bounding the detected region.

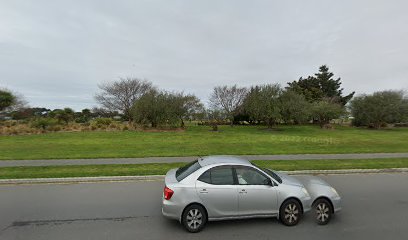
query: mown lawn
[
  {"left": 0, "top": 125, "right": 408, "bottom": 160},
  {"left": 1, "top": 158, "right": 407, "bottom": 179}
]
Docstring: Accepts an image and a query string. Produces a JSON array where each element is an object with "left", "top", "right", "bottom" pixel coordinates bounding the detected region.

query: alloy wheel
[
  {"left": 186, "top": 209, "right": 203, "bottom": 230},
  {"left": 313, "top": 199, "right": 332, "bottom": 225},
  {"left": 284, "top": 203, "right": 299, "bottom": 224}
]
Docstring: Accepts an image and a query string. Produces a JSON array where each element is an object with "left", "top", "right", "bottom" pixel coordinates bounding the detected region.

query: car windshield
[
  {"left": 262, "top": 168, "right": 283, "bottom": 184},
  {"left": 175, "top": 160, "right": 201, "bottom": 182}
]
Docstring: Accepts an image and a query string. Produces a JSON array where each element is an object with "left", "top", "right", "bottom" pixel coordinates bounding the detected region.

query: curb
[
  {"left": 0, "top": 175, "right": 165, "bottom": 185},
  {"left": 1, "top": 168, "right": 407, "bottom": 185}
]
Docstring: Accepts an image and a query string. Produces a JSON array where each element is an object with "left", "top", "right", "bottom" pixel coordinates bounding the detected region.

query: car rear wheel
[
  {"left": 280, "top": 199, "right": 302, "bottom": 226},
  {"left": 182, "top": 204, "right": 207, "bottom": 233},
  {"left": 313, "top": 198, "right": 332, "bottom": 225}
]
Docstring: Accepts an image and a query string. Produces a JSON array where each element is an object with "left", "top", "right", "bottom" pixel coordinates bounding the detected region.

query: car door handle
[
  {"left": 239, "top": 189, "right": 247, "bottom": 194},
  {"left": 199, "top": 189, "right": 208, "bottom": 193}
]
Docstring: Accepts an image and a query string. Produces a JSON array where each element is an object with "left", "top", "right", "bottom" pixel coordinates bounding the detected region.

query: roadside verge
[{"left": 1, "top": 168, "right": 407, "bottom": 185}]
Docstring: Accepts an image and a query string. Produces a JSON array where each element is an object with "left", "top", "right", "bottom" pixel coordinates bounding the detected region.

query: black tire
[
  {"left": 181, "top": 204, "right": 207, "bottom": 233},
  {"left": 279, "top": 199, "right": 302, "bottom": 226},
  {"left": 313, "top": 198, "right": 332, "bottom": 225}
]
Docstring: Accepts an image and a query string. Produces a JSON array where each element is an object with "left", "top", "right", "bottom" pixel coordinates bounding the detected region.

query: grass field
[
  {"left": 1, "top": 125, "right": 408, "bottom": 160},
  {"left": 1, "top": 158, "right": 407, "bottom": 179}
]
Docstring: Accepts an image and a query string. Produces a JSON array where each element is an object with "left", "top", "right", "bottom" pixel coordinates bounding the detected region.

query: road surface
[{"left": 1, "top": 173, "right": 408, "bottom": 240}]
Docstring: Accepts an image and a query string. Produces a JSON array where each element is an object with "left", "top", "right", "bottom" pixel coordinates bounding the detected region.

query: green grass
[
  {"left": 0, "top": 163, "right": 186, "bottom": 179},
  {"left": 1, "top": 125, "right": 408, "bottom": 160},
  {"left": 1, "top": 158, "right": 408, "bottom": 179}
]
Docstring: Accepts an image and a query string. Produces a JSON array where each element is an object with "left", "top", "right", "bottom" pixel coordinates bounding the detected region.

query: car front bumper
[
  {"left": 331, "top": 195, "right": 342, "bottom": 212},
  {"left": 302, "top": 196, "right": 312, "bottom": 213}
]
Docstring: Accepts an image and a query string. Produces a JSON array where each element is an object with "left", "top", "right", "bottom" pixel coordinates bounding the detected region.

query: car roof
[{"left": 198, "top": 155, "right": 252, "bottom": 167}]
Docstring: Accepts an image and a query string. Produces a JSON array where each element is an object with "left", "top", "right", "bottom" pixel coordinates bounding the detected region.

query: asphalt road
[
  {"left": 2, "top": 152, "right": 408, "bottom": 167},
  {"left": 1, "top": 173, "right": 408, "bottom": 240}
]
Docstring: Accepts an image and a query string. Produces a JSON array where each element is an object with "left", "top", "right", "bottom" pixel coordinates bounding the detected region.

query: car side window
[
  {"left": 197, "top": 166, "right": 234, "bottom": 185},
  {"left": 197, "top": 169, "right": 211, "bottom": 184},
  {"left": 235, "top": 167, "right": 270, "bottom": 185}
]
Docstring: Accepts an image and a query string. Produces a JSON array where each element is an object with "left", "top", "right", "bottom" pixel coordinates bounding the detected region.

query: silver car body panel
[
  {"left": 295, "top": 175, "right": 342, "bottom": 212},
  {"left": 162, "top": 156, "right": 340, "bottom": 222}
]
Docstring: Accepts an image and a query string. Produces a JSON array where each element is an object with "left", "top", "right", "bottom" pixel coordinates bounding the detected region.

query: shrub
[
  {"left": 350, "top": 91, "right": 408, "bottom": 129},
  {"left": 311, "top": 101, "right": 345, "bottom": 128},
  {"left": 93, "top": 118, "right": 113, "bottom": 126},
  {"left": 0, "top": 120, "right": 18, "bottom": 127},
  {"left": 30, "top": 118, "right": 58, "bottom": 130}
]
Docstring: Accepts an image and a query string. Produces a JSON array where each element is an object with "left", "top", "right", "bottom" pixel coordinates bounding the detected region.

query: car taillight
[{"left": 164, "top": 186, "right": 174, "bottom": 200}]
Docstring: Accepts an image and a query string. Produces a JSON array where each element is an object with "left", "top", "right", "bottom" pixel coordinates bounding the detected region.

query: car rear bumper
[{"left": 162, "top": 198, "right": 182, "bottom": 221}]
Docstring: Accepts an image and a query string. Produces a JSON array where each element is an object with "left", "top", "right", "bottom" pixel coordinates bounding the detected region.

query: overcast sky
[{"left": 1, "top": 0, "right": 407, "bottom": 110}]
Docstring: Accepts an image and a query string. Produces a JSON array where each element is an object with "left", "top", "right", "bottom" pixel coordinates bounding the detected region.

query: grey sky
[{"left": 1, "top": 0, "right": 407, "bottom": 110}]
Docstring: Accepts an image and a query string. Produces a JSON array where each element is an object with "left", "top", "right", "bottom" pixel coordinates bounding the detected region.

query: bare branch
[{"left": 94, "top": 77, "right": 154, "bottom": 121}]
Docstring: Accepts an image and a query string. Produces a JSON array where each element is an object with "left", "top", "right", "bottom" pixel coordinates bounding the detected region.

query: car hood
[
  {"left": 295, "top": 175, "right": 330, "bottom": 188},
  {"left": 275, "top": 171, "right": 330, "bottom": 188},
  {"left": 275, "top": 171, "right": 304, "bottom": 187}
]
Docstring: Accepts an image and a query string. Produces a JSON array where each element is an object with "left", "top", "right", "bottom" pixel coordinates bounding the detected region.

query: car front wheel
[
  {"left": 182, "top": 204, "right": 207, "bottom": 233},
  {"left": 313, "top": 198, "right": 332, "bottom": 225},
  {"left": 280, "top": 199, "right": 302, "bottom": 226}
]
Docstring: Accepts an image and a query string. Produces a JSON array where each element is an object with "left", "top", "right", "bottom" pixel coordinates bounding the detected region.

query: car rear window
[{"left": 176, "top": 160, "right": 201, "bottom": 182}]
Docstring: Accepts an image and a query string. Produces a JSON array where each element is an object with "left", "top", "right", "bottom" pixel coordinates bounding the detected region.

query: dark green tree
[
  {"left": 279, "top": 90, "right": 311, "bottom": 124},
  {"left": 74, "top": 108, "right": 93, "bottom": 123},
  {"left": 0, "top": 89, "right": 16, "bottom": 111},
  {"left": 243, "top": 84, "right": 282, "bottom": 128},
  {"left": 311, "top": 100, "right": 345, "bottom": 128},
  {"left": 287, "top": 65, "right": 355, "bottom": 105},
  {"left": 350, "top": 91, "right": 408, "bottom": 129},
  {"left": 167, "top": 93, "right": 203, "bottom": 128},
  {"left": 49, "top": 108, "right": 75, "bottom": 124}
]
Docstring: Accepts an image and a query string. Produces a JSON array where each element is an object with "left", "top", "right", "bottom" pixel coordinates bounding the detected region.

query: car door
[
  {"left": 195, "top": 166, "right": 238, "bottom": 218},
  {"left": 235, "top": 166, "right": 278, "bottom": 216}
]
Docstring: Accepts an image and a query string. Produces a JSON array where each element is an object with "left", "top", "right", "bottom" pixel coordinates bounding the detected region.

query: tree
[
  {"left": 243, "top": 84, "right": 282, "bottom": 128},
  {"left": 132, "top": 90, "right": 170, "bottom": 128},
  {"left": 279, "top": 90, "right": 311, "bottom": 124},
  {"left": 205, "top": 108, "right": 228, "bottom": 131},
  {"left": 350, "top": 90, "right": 408, "bottom": 129},
  {"left": 311, "top": 100, "right": 345, "bottom": 128},
  {"left": 287, "top": 65, "right": 355, "bottom": 105},
  {"left": 167, "top": 93, "right": 203, "bottom": 128},
  {"left": 132, "top": 91, "right": 203, "bottom": 128},
  {"left": 209, "top": 85, "right": 247, "bottom": 125},
  {"left": 49, "top": 108, "right": 75, "bottom": 124},
  {"left": 0, "top": 89, "right": 26, "bottom": 112},
  {"left": 74, "top": 108, "right": 92, "bottom": 123},
  {"left": 95, "top": 77, "right": 154, "bottom": 121},
  {"left": 0, "top": 90, "right": 15, "bottom": 111},
  {"left": 11, "top": 107, "right": 50, "bottom": 120}
]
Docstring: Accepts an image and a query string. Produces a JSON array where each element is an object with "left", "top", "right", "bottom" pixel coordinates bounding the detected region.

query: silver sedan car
[{"left": 162, "top": 156, "right": 341, "bottom": 232}]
